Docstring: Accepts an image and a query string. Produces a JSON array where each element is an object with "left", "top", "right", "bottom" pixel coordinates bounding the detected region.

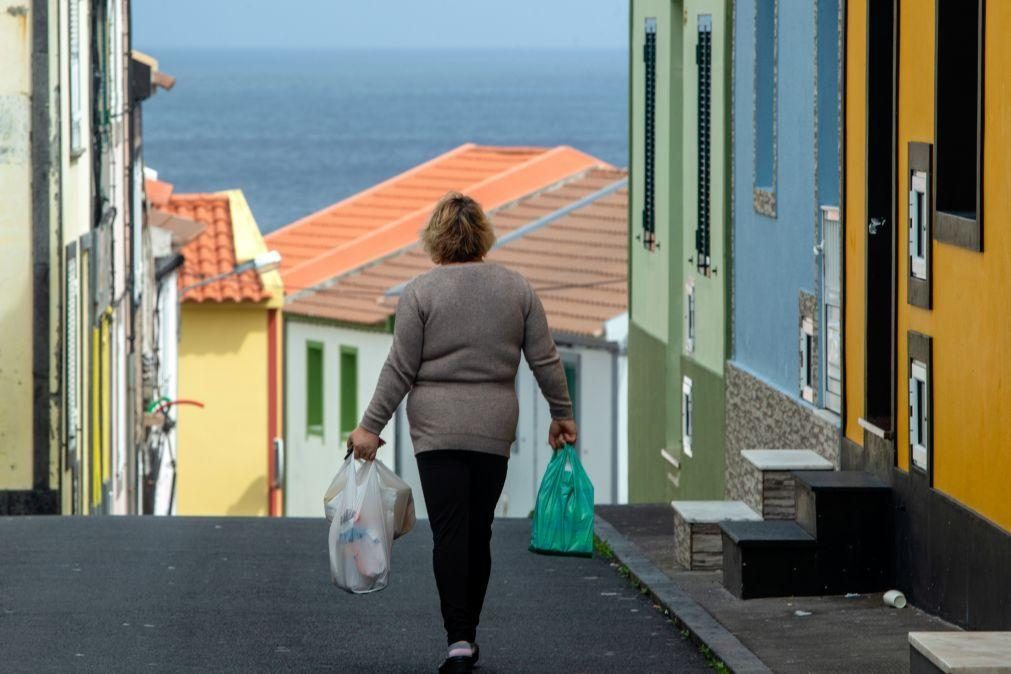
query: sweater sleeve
[
  {"left": 360, "top": 286, "right": 424, "bottom": 435},
  {"left": 521, "top": 282, "right": 573, "bottom": 420}
]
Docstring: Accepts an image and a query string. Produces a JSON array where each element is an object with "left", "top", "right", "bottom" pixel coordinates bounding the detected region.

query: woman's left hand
[{"left": 347, "top": 426, "right": 383, "bottom": 461}]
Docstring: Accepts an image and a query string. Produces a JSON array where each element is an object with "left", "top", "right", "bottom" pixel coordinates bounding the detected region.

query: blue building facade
[{"left": 725, "top": 0, "right": 843, "bottom": 499}]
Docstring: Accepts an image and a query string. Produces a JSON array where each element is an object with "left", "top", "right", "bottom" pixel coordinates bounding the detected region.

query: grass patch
[{"left": 593, "top": 532, "right": 730, "bottom": 673}]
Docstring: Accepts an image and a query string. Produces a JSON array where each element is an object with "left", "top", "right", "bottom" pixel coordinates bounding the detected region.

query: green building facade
[{"left": 628, "top": 0, "right": 731, "bottom": 502}]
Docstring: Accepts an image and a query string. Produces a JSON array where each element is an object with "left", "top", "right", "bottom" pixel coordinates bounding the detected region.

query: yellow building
[
  {"left": 159, "top": 186, "right": 284, "bottom": 516},
  {"left": 844, "top": 0, "right": 1011, "bottom": 630}
]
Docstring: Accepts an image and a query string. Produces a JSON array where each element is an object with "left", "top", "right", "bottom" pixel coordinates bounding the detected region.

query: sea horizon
[{"left": 142, "top": 47, "right": 628, "bottom": 232}]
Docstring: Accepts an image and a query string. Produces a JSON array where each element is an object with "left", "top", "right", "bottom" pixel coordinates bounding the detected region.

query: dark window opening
[
  {"left": 862, "top": 0, "right": 897, "bottom": 436},
  {"left": 935, "top": 0, "right": 982, "bottom": 234}
]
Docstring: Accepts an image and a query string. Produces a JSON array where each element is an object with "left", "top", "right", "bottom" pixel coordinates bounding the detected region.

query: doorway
[{"left": 860, "top": 0, "right": 897, "bottom": 451}]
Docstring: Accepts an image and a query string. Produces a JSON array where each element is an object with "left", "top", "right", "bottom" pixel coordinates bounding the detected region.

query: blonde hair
[{"left": 422, "top": 192, "right": 496, "bottom": 264}]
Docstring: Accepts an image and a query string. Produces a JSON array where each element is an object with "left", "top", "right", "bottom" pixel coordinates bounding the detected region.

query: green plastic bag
[{"left": 529, "top": 444, "right": 594, "bottom": 557}]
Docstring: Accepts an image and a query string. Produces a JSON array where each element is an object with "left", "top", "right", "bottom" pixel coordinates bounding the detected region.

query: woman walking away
[{"left": 346, "top": 192, "right": 578, "bottom": 673}]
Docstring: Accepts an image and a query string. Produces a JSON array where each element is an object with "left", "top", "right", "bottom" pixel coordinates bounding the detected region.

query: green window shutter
[
  {"left": 306, "top": 342, "right": 324, "bottom": 437},
  {"left": 696, "top": 15, "right": 713, "bottom": 274},
  {"left": 642, "top": 17, "right": 658, "bottom": 251},
  {"left": 340, "top": 346, "right": 358, "bottom": 441},
  {"left": 563, "top": 360, "right": 578, "bottom": 423}
]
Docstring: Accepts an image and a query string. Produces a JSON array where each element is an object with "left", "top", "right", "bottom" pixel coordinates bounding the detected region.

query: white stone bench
[
  {"left": 740, "top": 449, "right": 834, "bottom": 520},
  {"left": 672, "top": 501, "right": 761, "bottom": 571},
  {"left": 909, "top": 632, "right": 1011, "bottom": 673}
]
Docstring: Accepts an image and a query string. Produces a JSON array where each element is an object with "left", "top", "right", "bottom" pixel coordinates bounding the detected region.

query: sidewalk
[{"left": 595, "top": 504, "right": 957, "bottom": 673}]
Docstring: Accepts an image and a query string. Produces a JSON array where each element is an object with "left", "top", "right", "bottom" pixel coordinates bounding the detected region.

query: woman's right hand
[{"left": 548, "top": 418, "right": 578, "bottom": 450}]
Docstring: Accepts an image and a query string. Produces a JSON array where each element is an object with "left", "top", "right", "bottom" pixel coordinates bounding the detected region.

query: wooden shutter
[
  {"left": 642, "top": 18, "right": 657, "bottom": 251},
  {"left": 339, "top": 346, "right": 358, "bottom": 441},
  {"left": 306, "top": 342, "right": 324, "bottom": 437},
  {"left": 696, "top": 15, "right": 713, "bottom": 274}
]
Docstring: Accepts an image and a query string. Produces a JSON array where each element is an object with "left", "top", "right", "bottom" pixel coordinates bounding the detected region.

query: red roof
[
  {"left": 266, "top": 143, "right": 608, "bottom": 293},
  {"left": 165, "top": 194, "right": 272, "bottom": 304},
  {"left": 285, "top": 167, "right": 628, "bottom": 338},
  {"left": 145, "top": 178, "right": 174, "bottom": 209}
]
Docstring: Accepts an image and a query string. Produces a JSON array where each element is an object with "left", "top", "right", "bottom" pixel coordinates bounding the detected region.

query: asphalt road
[{"left": 0, "top": 516, "right": 709, "bottom": 673}]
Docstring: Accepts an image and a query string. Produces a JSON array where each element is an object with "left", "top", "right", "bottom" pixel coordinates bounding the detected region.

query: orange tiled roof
[
  {"left": 266, "top": 143, "right": 608, "bottom": 292},
  {"left": 165, "top": 194, "right": 272, "bottom": 304},
  {"left": 145, "top": 178, "right": 174, "bottom": 209},
  {"left": 285, "top": 167, "right": 628, "bottom": 338}
]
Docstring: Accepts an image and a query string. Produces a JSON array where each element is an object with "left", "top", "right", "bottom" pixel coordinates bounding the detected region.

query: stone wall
[{"left": 725, "top": 361, "right": 840, "bottom": 503}]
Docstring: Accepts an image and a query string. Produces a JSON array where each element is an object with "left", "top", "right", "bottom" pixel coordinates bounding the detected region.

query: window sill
[
  {"left": 753, "top": 188, "right": 777, "bottom": 218},
  {"left": 935, "top": 209, "right": 981, "bottom": 252}
]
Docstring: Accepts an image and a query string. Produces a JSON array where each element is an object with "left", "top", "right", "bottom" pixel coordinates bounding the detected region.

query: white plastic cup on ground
[{"left": 883, "top": 589, "right": 907, "bottom": 608}]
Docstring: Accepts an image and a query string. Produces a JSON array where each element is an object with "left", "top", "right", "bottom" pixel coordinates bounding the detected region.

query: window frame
[
  {"left": 800, "top": 317, "right": 816, "bottom": 403},
  {"left": 339, "top": 345, "right": 358, "bottom": 443},
  {"left": 907, "top": 331, "right": 933, "bottom": 481},
  {"left": 682, "top": 376, "right": 694, "bottom": 457},
  {"left": 562, "top": 352, "right": 581, "bottom": 426},
  {"left": 305, "top": 341, "right": 325, "bottom": 438},
  {"left": 752, "top": 0, "right": 778, "bottom": 217},
  {"left": 907, "top": 142, "right": 932, "bottom": 308},
  {"left": 932, "top": 0, "right": 984, "bottom": 252}
]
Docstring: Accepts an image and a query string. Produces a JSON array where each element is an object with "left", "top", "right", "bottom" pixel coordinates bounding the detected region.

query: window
[
  {"left": 800, "top": 318, "right": 815, "bottom": 403},
  {"left": 753, "top": 0, "right": 777, "bottom": 216},
  {"left": 682, "top": 376, "right": 694, "bottom": 457},
  {"left": 563, "top": 358, "right": 579, "bottom": 423},
  {"left": 684, "top": 282, "right": 696, "bottom": 353},
  {"left": 909, "top": 170, "right": 928, "bottom": 280},
  {"left": 820, "top": 206, "right": 842, "bottom": 414},
  {"left": 642, "top": 17, "right": 658, "bottom": 251},
  {"left": 907, "top": 331, "right": 932, "bottom": 477},
  {"left": 907, "top": 141, "right": 932, "bottom": 309},
  {"left": 306, "top": 342, "right": 324, "bottom": 437},
  {"left": 696, "top": 14, "right": 713, "bottom": 274},
  {"left": 909, "top": 360, "right": 929, "bottom": 472},
  {"left": 69, "top": 0, "right": 84, "bottom": 156},
  {"left": 934, "top": 0, "right": 983, "bottom": 251},
  {"left": 339, "top": 346, "right": 358, "bottom": 442}
]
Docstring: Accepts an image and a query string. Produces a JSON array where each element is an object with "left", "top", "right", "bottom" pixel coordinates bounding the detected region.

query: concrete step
[
  {"left": 721, "top": 471, "right": 894, "bottom": 599},
  {"left": 720, "top": 520, "right": 818, "bottom": 599}
]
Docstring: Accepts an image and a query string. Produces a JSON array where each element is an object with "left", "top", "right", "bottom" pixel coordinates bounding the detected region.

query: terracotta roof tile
[
  {"left": 266, "top": 143, "right": 608, "bottom": 292},
  {"left": 145, "top": 178, "right": 174, "bottom": 209},
  {"left": 165, "top": 194, "right": 272, "bottom": 304},
  {"left": 285, "top": 167, "right": 629, "bottom": 338}
]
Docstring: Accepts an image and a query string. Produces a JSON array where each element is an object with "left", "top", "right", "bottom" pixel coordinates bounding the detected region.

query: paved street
[{"left": 1, "top": 516, "right": 709, "bottom": 673}]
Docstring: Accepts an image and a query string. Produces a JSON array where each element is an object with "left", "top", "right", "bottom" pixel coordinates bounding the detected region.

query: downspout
[{"left": 611, "top": 346, "right": 619, "bottom": 504}]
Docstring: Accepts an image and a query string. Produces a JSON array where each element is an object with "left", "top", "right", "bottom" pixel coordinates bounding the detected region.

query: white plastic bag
[
  {"left": 374, "top": 460, "right": 416, "bottom": 539},
  {"left": 325, "top": 458, "right": 392, "bottom": 594},
  {"left": 324, "top": 457, "right": 416, "bottom": 539}
]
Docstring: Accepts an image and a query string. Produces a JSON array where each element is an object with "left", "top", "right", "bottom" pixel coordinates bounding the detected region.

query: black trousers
[{"left": 416, "top": 450, "right": 508, "bottom": 645}]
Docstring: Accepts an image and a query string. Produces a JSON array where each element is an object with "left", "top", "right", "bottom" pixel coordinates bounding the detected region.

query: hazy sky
[{"left": 134, "top": 0, "right": 628, "bottom": 50}]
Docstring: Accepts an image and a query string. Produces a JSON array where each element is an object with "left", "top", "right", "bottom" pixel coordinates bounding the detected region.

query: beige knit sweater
[{"left": 360, "top": 262, "right": 572, "bottom": 457}]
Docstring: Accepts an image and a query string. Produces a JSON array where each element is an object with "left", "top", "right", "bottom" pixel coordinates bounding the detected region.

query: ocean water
[{"left": 143, "top": 49, "right": 628, "bottom": 232}]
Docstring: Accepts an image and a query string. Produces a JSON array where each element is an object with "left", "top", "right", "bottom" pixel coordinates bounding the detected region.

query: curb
[{"left": 594, "top": 515, "right": 772, "bottom": 674}]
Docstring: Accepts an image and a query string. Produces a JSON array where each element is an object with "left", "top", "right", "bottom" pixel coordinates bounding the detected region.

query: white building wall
[
  {"left": 284, "top": 317, "right": 629, "bottom": 520},
  {"left": 284, "top": 320, "right": 395, "bottom": 517}
]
